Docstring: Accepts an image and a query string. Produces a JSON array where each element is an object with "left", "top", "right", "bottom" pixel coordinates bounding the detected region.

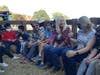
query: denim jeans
[
  {"left": 0, "top": 46, "right": 13, "bottom": 63},
  {"left": 4, "top": 40, "right": 21, "bottom": 54},
  {"left": 77, "top": 58, "right": 98, "bottom": 75},
  {"left": 94, "top": 60, "right": 100, "bottom": 75},
  {"left": 62, "top": 49, "right": 89, "bottom": 75},
  {"left": 21, "top": 41, "right": 29, "bottom": 55},
  {"left": 26, "top": 43, "right": 38, "bottom": 60},
  {"left": 50, "top": 46, "right": 72, "bottom": 70},
  {"left": 43, "top": 45, "right": 54, "bottom": 65}
]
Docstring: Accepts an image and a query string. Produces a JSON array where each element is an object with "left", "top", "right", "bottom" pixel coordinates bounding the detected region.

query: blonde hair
[{"left": 55, "top": 16, "right": 67, "bottom": 33}]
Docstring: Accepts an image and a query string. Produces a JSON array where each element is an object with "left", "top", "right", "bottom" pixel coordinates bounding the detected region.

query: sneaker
[
  {"left": 42, "top": 65, "right": 53, "bottom": 69},
  {"left": 12, "top": 56, "right": 19, "bottom": 60},
  {"left": 0, "top": 62, "right": 8, "bottom": 67},
  {"left": 0, "top": 70, "right": 4, "bottom": 73},
  {"left": 34, "top": 55, "right": 42, "bottom": 60},
  {"left": 37, "top": 63, "right": 45, "bottom": 68},
  {"left": 20, "top": 58, "right": 33, "bottom": 64}
]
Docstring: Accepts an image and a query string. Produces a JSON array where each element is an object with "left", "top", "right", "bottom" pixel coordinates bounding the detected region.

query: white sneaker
[
  {"left": 0, "top": 62, "right": 8, "bottom": 67},
  {"left": 12, "top": 56, "right": 19, "bottom": 60},
  {"left": 0, "top": 70, "right": 4, "bottom": 73}
]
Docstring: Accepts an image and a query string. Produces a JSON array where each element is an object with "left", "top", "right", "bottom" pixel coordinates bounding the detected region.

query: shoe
[
  {"left": 12, "top": 56, "right": 19, "bottom": 60},
  {"left": 0, "top": 62, "right": 8, "bottom": 67},
  {"left": 0, "top": 70, "right": 4, "bottom": 73},
  {"left": 37, "top": 63, "right": 45, "bottom": 68},
  {"left": 14, "top": 54, "right": 21, "bottom": 57},
  {"left": 34, "top": 60, "right": 41, "bottom": 65},
  {"left": 34, "top": 55, "right": 42, "bottom": 60},
  {"left": 42, "top": 65, "right": 53, "bottom": 69}
]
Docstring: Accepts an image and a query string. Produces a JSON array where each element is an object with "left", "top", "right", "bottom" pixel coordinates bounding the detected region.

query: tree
[
  {"left": 32, "top": 10, "right": 50, "bottom": 22},
  {"left": 52, "top": 12, "right": 69, "bottom": 20},
  {"left": 0, "top": 5, "right": 9, "bottom": 11}
]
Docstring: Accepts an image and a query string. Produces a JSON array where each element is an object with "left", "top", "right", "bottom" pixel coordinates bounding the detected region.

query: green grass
[{"left": 1, "top": 55, "right": 64, "bottom": 75}]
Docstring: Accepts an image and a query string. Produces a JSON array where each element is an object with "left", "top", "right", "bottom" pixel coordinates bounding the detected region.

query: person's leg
[
  {"left": 0, "top": 46, "right": 8, "bottom": 67},
  {"left": 38, "top": 43, "right": 45, "bottom": 57},
  {"left": 0, "top": 46, "right": 4, "bottom": 63},
  {"left": 37, "top": 43, "right": 49, "bottom": 67},
  {"left": 61, "top": 49, "right": 76, "bottom": 75},
  {"left": 77, "top": 58, "right": 88, "bottom": 75},
  {"left": 21, "top": 41, "right": 29, "bottom": 56},
  {"left": 4, "top": 41, "right": 19, "bottom": 60},
  {"left": 43, "top": 45, "right": 54, "bottom": 66},
  {"left": 86, "top": 59, "right": 98, "bottom": 75},
  {"left": 95, "top": 60, "right": 100, "bottom": 75},
  {"left": 13, "top": 40, "right": 21, "bottom": 54},
  {"left": 26, "top": 43, "right": 38, "bottom": 60},
  {"left": 3, "top": 41, "right": 14, "bottom": 58},
  {"left": 50, "top": 46, "right": 67, "bottom": 71}
]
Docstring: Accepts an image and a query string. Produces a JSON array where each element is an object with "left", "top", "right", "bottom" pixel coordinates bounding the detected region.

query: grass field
[{"left": 0, "top": 55, "right": 64, "bottom": 75}]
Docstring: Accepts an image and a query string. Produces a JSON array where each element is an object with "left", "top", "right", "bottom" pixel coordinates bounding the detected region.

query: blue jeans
[
  {"left": 50, "top": 46, "right": 72, "bottom": 70},
  {"left": 62, "top": 49, "right": 89, "bottom": 75},
  {"left": 26, "top": 43, "right": 38, "bottom": 60},
  {"left": 0, "top": 46, "right": 13, "bottom": 63},
  {"left": 4, "top": 40, "right": 21, "bottom": 54},
  {"left": 77, "top": 58, "right": 98, "bottom": 75},
  {"left": 43, "top": 45, "right": 54, "bottom": 65}
]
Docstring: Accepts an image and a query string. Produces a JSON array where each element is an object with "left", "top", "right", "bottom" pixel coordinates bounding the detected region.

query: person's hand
[
  {"left": 11, "top": 39, "right": 16, "bottom": 42},
  {"left": 8, "top": 39, "right": 12, "bottom": 41},
  {"left": 68, "top": 32, "right": 74, "bottom": 38},
  {"left": 66, "top": 50, "right": 77, "bottom": 58},
  {"left": 27, "top": 41, "right": 33, "bottom": 48},
  {"left": 86, "top": 58, "right": 94, "bottom": 64}
]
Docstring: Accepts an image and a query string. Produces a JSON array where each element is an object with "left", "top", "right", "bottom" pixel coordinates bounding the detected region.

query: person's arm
[
  {"left": 87, "top": 48, "right": 98, "bottom": 59},
  {"left": 76, "top": 36, "right": 95, "bottom": 54},
  {"left": 86, "top": 53, "right": 100, "bottom": 64},
  {"left": 53, "top": 42, "right": 58, "bottom": 47},
  {"left": 66, "top": 37, "right": 96, "bottom": 58},
  {"left": 70, "top": 38, "right": 77, "bottom": 43},
  {"left": 92, "top": 53, "right": 100, "bottom": 60}
]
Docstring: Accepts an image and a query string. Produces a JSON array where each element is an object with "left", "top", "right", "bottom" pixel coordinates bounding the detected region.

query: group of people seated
[{"left": 0, "top": 16, "right": 100, "bottom": 75}]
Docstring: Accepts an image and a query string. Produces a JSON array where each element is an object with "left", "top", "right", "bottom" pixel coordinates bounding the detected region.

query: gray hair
[{"left": 79, "top": 16, "right": 94, "bottom": 28}]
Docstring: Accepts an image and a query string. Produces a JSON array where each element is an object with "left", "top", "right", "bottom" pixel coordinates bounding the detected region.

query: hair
[
  {"left": 4, "top": 23, "right": 11, "bottom": 28},
  {"left": 31, "top": 21, "right": 39, "bottom": 28},
  {"left": 44, "top": 21, "right": 53, "bottom": 27},
  {"left": 79, "top": 16, "right": 94, "bottom": 29},
  {"left": 18, "top": 25, "right": 25, "bottom": 31},
  {"left": 55, "top": 16, "right": 67, "bottom": 33}
]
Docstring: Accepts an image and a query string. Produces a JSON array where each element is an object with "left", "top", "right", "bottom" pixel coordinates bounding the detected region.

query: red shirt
[{"left": 1, "top": 30, "right": 17, "bottom": 42}]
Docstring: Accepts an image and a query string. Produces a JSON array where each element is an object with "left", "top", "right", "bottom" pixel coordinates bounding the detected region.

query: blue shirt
[{"left": 44, "top": 29, "right": 52, "bottom": 39}]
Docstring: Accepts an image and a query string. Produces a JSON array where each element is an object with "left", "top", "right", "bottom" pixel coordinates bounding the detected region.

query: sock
[{"left": 38, "top": 53, "right": 41, "bottom": 57}]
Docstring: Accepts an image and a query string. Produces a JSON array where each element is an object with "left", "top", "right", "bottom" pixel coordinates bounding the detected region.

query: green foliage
[
  {"left": 0, "top": 5, "right": 9, "bottom": 11},
  {"left": 52, "top": 12, "right": 69, "bottom": 20},
  {"left": 0, "top": 17, "right": 3, "bottom": 21},
  {"left": 32, "top": 10, "right": 50, "bottom": 22}
]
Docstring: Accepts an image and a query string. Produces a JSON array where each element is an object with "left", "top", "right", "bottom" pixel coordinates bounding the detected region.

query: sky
[{"left": 0, "top": 0, "right": 100, "bottom": 19}]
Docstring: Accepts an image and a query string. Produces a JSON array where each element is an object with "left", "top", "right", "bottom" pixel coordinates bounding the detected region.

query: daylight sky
[{"left": 0, "top": 0, "right": 100, "bottom": 19}]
